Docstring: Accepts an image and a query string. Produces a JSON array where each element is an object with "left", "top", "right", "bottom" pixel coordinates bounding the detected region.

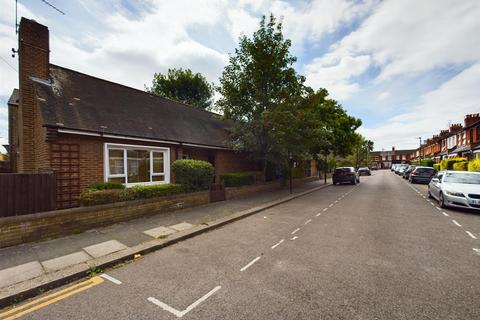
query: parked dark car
[
  {"left": 358, "top": 167, "right": 371, "bottom": 176},
  {"left": 403, "top": 165, "right": 416, "bottom": 179},
  {"left": 333, "top": 167, "right": 360, "bottom": 185},
  {"left": 409, "top": 166, "right": 436, "bottom": 184}
]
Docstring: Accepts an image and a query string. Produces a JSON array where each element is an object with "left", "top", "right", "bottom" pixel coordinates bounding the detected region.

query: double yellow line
[{"left": 0, "top": 276, "right": 104, "bottom": 320}]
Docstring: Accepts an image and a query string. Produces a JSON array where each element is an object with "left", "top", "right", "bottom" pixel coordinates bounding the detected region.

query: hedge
[
  {"left": 433, "top": 163, "right": 440, "bottom": 172},
  {"left": 452, "top": 162, "right": 468, "bottom": 171},
  {"left": 221, "top": 172, "right": 255, "bottom": 187},
  {"left": 171, "top": 159, "right": 214, "bottom": 192},
  {"left": 88, "top": 181, "right": 125, "bottom": 191},
  {"left": 468, "top": 159, "right": 480, "bottom": 172},
  {"left": 80, "top": 184, "right": 184, "bottom": 206},
  {"left": 440, "top": 157, "right": 467, "bottom": 170}
]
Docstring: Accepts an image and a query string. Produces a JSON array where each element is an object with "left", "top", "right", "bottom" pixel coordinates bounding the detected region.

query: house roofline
[{"left": 51, "top": 126, "right": 231, "bottom": 150}]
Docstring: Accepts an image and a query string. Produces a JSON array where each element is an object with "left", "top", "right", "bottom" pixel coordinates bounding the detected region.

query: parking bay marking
[
  {"left": 290, "top": 236, "right": 299, "bottom": 241},
  {"left": 240, "top": 256, "right": 261, "bottom": 272},
  {"left": 442, "top": 212, "right": 450, "bottom": 217},
  {"left": 271, "top": 239, "right": 284, "bottom": 249},
  {"left": 473, "top": 248, "right": 480, "bottom": 255},
  {"left": 100, "top": 273, "right": 122, "bottom": 285},
  {"left": 291, "top": 228, "right": 300, "bottom": 235},
  {"left": 323, "top": 208, "right": 328, "bottom": 212},
  {"left": 466, "top": 231, "right": 478, "bottom": 240},
  {"left": 148, "top": 286, "right": 221, "bottom": 318},
  {"left": 316, "top": 212, "right": 322, "bottom": 217},
  {"left": 0, "top": 276, "right": 104, "bottom": 320},
  {"left": 452, "top": 220, "right": 462, "bottom": 227},
  {"left": 305, "top": 219, "right": 312, "bottom": 225}
]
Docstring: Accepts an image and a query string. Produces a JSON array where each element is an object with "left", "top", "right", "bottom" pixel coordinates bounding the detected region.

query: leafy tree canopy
[{"left": 146, "top": 68, "right": 214, "bottom": 110}]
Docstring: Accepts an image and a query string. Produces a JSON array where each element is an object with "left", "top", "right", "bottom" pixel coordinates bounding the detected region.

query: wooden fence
[{"left": 0, "top": 173, "right": 56, "bottom": 217}]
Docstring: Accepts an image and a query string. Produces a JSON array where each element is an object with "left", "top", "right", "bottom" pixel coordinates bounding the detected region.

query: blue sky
[{"left": 1, "top": 0, "right": 480, "bottom": 153}]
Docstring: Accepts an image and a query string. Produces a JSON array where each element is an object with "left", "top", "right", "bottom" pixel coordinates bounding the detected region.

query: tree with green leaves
[
  {"left": 146, "top": 68, "right": 214, "bottom": 110},
  {"left": 217, "top": 15, "right": 305, "bottom": 178}
]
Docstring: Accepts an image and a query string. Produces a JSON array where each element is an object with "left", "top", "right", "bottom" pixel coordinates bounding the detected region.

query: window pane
[
  {"left": 108, "top": 177, "right": 125, "bottom": 184},
  {"left": 109, "top": 149, "right": 124, "bottom": 175},
  {"left": 152, "top": 175, "right": 165, "bottom": 182},
  {"left": 153, "top": 152, "right": 164, "bottom": 173},
  {"left": 127, "top": 149, "right": 150, "bottom": 183}
]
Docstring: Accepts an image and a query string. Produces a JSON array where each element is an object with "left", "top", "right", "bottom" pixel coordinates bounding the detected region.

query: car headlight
[{"left": 445, "top": 190, "right": 465, "bottom": 197}]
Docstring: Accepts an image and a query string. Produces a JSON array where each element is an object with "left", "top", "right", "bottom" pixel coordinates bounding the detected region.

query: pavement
[
  {"left": 0, "top": 179, "right": 329, "bottom": 294},
  {"left": 1, "top": 170, "right": 480, "bottom": 319}
]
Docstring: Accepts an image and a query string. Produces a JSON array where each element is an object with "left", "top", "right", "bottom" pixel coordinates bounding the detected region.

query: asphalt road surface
[{"left": 3, "top": 170, "right": 480, "bottom": 320}]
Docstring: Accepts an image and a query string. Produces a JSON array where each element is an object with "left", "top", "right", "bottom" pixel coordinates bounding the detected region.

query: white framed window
[{"left": 104, "top": 143, "right": 170, "bottom": 186}]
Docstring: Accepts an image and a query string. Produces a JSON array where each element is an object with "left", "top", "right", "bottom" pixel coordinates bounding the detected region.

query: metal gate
[{"left": 50, "top": 143, "right": 80, "bottom": 209}]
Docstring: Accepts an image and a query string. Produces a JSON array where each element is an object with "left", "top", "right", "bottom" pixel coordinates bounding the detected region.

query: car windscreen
[
  {"left": 443, "top": 172, "right": 480, "bottom": 184},
  {"left": 334, "top": 168, "right": 351, "bottom": 173},
  {"left": 414, "top": 168, "right": 435, "bottom": 175}
]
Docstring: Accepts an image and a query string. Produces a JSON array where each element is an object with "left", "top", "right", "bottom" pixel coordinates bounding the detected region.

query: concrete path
[
  {"left": 3, "top": 170, "right": 479, "bottom": 319},
  {"left": 0, "top": 179, "right": 328, "bottom": 290}
]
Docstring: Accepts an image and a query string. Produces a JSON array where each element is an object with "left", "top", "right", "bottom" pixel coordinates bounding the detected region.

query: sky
[{"left": 0, "top": 0, "right": 479, "bottom": 153}]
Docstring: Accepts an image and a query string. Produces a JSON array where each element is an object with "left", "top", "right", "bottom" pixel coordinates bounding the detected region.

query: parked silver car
[{"left": 428, "top": 171, "right": 480, "bottom": 210}]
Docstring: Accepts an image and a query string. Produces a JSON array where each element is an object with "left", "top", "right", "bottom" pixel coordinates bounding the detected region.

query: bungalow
[{"left": 7, "top": 18, "right": 258, "bottom": 209}]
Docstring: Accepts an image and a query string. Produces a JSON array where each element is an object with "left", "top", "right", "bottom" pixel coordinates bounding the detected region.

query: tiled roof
[{"left": 34, "top": 65, "right": 230, "bottom": 148}]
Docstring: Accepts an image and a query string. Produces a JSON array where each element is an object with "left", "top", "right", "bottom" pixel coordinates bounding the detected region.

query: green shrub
[
  {"left": 221, "top": 172, "right": 255, "bottom": 187},
  {"left": 79, "top": 189, "right": 131, "bottom": 206},
  {"left": 468, "top": 159, "right": 480, "bottom": 172},
  {"left": 452, "top": 162, "right": 468, "bottom": 171},
  {"left": 79, "top": 184, "right": 184, "bottom": 206},
  {"left": 88, "top": 181, "right": 125, "bottom": 191},
  {"left": 419, "top": 159, "right": 434, "bottom": 167},
  {"left": 171, "top": 159, "right": 214, "bottom": 191},
  {"left": 440, "top": 157, "right": 467, "bottom": 170},
  {"left": 131, "top": 184, "right": 183, "bottom": 199},
  {"left": 433, "top": 163, "right": 440, "bottom": 172}
]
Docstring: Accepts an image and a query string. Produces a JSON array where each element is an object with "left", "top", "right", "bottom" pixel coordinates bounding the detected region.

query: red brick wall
[{"left": 213, "top": 150, "right": 255, "bottom": 180}]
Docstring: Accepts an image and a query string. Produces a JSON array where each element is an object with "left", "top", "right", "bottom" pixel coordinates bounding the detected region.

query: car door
[{"left": 430, "top": 173, "right": 443, "bottom": 199}]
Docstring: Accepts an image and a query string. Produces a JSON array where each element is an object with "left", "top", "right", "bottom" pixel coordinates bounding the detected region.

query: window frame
[{"left": 104, "top": 143, "right": 170, "bottom": 187}]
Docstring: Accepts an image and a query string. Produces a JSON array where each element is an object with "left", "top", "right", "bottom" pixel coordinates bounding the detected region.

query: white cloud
[
  {"left": 304, "top": 55, "right": 371, "bottom": 100},
  {"left": 360, "top": 63, "right": 480, "bottom": 150},
  {"left": 377, "top": 91, "right": 390, "bottom": 101}
]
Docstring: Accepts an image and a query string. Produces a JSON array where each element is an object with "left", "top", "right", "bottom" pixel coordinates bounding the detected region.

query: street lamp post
[
  {"left": 289, "top": 153, "right": 293, "bottom": 194},
  {"left": 417, "top": 137, "right": 422, "bottom": 159}
]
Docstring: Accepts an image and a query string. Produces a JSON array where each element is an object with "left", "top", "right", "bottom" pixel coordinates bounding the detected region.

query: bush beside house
[
  {"left": 440, "top": 157, "right": 467, "bottom": 170},
  {"left": 433, "top": 163, "right": 440, "bottom": 171},
  {"left": 452, "top": 162, "right": 468, "bottom": 171},
  {"left": 221, "top": 172, "right": 255, "bottom": 187},
  {"left": 172, "top": 159, "right": 214, "bottom": 192},
  {"left": 467, "top": 159, "right": 480, "bottom": 172}
]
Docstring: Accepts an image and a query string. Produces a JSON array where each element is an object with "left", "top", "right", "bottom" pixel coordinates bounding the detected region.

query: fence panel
[{"left": 0, "top": 173, "right": 56, "bottom": 217}]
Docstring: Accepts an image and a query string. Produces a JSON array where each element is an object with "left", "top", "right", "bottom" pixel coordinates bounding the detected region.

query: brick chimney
[
  {"left": 464, "top": 113, "right": 480, "bottom": 127},
  {"left": 17, "top": 18, "right": 50, "bottom": 172},
  {"left": 449, "top": 123, "right": 462, "bottom": 133}
]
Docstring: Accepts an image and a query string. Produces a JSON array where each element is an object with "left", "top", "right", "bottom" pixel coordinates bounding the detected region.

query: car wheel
[
  {"left": 410, "top": 178, "right": 415, "bottom": 184},
  {"left": 439, "top": 192, "right": 446, "bottom": 208}
]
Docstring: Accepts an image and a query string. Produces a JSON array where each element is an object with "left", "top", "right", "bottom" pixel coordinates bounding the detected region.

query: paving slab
[
  {"left": 41, "top": 251, "right": 92, "bottom": 273},
  {"left": 0, "top": 261, "right": 44, "bottom": 288},
  {"left": 143, "top": 226, "right": 177, "bottom": 238},
  {"left": 82, "top": 240, "right": 128, "bottom": 258},
  {"left": 169, "top": 222, "right": 195, "bottom": 231}
]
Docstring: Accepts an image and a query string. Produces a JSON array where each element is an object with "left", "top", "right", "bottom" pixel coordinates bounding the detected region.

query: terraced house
[{"left": 7, "top": 18, "right": 258, "bottom": 209}]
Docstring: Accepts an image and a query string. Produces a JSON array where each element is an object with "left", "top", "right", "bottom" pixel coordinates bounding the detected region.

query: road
[{"left": 2, "top": 170, "right": 479, "bottom": 319}]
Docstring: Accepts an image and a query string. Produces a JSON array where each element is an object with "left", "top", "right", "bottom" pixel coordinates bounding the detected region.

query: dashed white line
[
  {"left": 240, "top": 256, "right": 261, "bottom": 271},
  {"left": 329, "top": 204, "right": 334, "bottom": 207},
  {"left": 466, "top": 231, "right": 478, "bottom": 240},
  {"left": 442, "top": 211, "right": 450, "bottom": 217},
  {"left": 305, "top": 219, "right": 312, "bottom": 225},
  {"left": 316, "top": 212, "right": 322, "bottom": 217},
  {"left": 323, "top": 208, "right": 328, "bottom": 212},
  {"left": 451, "top": 220, "right": 462, "bottom": 227},
  {"left": 291, "top": 228, "right": 300, "bottom": 235},
  {"left": 430, "top": 202, "right": 435, "bottom": 206},
  {"left": 290, "top": 236, "right": 299, "bottom": 241},
  {"left": 100, "top": 273, "right": 122, "bottom": 285},
  {"left": 334, "top": 200, "right": 338, "bottom": 203},
  {"left": 435, "top": 207, "right": 442, "bottom": 211},
  {"left": 473, "top": 248, "right": 480, "bottom": 255},
  {"left": 271, "top": 239, "right": 284, "bottom": 249},
  {"left": 422, "top": 196, "right": 426, "bottom": 199}
]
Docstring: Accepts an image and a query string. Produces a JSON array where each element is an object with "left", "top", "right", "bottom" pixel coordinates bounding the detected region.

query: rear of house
[{"left": 8, "top": 18, "right": 257, "bottom": 209}]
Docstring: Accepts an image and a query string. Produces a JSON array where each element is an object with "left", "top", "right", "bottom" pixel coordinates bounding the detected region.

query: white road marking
[
  {"left": 271, "top": 239, "right": 284, "bottom": 249},
  {"left": 323, "top": 208, "right": 328, "bottom": 212},
  {"left": 430, "top": 203, "right": 435, "bottom": 206},
  {"left": 452, "top": 220, "right": 462, "bottom": 227},
  {"left": 422, "top": 196, "right": 426, "bottom": 199},
  {"left": 466, "top": 231, "right": 478, "bottom": 240},
  {"left": 305, "top": 219, "right": 312, "bottom": 225},
  {"left": 240, "top": 256, "right": 261, "bottom": 271},
  {"left": 316, "top": 212, "right": 321, "bottom": 217},
  {"left": 435, "top": 207, "right": 442, "bottom": 211},
  {"left": 291, "top": 228, "right": 300, "bottom": 235},
  {"left": 442, "top": 211, "right": 450, "bottom": 217},
  {"left": 100, "top": 273, "right": 122, "bottom": 285},
  {"left": 473, "top": 248, "right": 480, "bottom": 255},
  {"left": 334, "top": 200, "right": 338, "bottom": 203},
  {"left": 290, "top": 236, "right": 299, "bottom": 241},
  {"left": 148, "top": 286, "right": 221, "bottom": 318},
  {"left": 329, "top": 204, "right": 334, "bottom": 207}
]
